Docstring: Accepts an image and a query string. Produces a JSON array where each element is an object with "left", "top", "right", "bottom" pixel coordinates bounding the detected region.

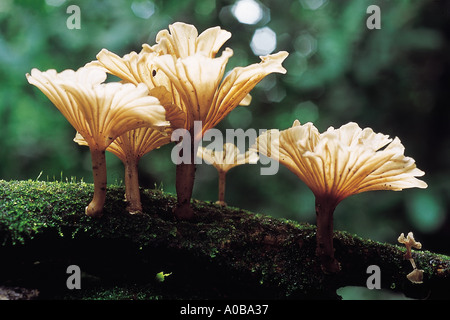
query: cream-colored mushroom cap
[
  {"left": 62, "top": 81, "right": 169, "bottom": 149},
  {"left": 27, "top": 67, "right": 169, "bottom": 150},
  {"left": 152, "top": 22, "right": 232, "bottom": 58},
  {"left": 150, "top": 22, "right": 288, "bottom": 135},
  {"left": 197, "top": 143, "right": 259, "bottom": 173},
  {"left": 398, "top": 231, "right": 422, "bottom": 261},
  {"left": 406, "top": 268, "right": 424, "bottom": 284},
  {"left": 86, "top": 22, "right": 286, "bottom": 140},
  {"left": 85, "top": 47, "right": 156, "bottom": 86},
  {"left": 26, "top": 67, "right": 106, "bottom": 132},
  {"left": 253, "top": 120, "right": 428, "bottom": 203},
  {"left": 398, "top": 232, "right": 422, "bottom": 250},
  {"left": 75, "top": 99, "right": 185, "bottom": 161}
]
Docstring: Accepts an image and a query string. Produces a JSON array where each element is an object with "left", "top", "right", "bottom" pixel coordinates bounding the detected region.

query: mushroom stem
[
  {"left": 174, "top": 162, "right": 196, "bottom": 220},
  {"left": 174, "top": 132, "right": 196, "bottom": 220},
  {"left": 409, "top": 258, "right": 417, "bottom": 270},
  {"left": 86, "top": 147, "right": 107, "bottom": 218},
  {"left": 315, "top": 196, "right": 341, "bottom": 273},
  {"left": 216, "top": 170, "right": 227, "bottom": 206},
  {"left": 124, "top": 156, "right": 143, "bottom": 214}
]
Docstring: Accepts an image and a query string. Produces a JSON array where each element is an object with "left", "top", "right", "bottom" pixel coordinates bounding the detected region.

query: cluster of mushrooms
[{"left": 27, "top": 22, "right": 428, "bottom": 274}]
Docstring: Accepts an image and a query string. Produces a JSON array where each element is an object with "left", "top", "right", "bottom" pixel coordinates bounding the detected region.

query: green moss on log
[{"left": 1, "top": 179, "right": 450, "bottom": 300}]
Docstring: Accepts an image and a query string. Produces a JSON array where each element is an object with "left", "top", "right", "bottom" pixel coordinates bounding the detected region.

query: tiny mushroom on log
[
  {"left": 252, "top": 120, "right": 428, "bottom": 273},
  {"left": 26, "top": 67, "right": 169, "bottom": 218},
  {"left": 407, "top": 269, "right": 424, "bottom": 284},
  {"left": 398, "top": 231, "right": 424, "bottom": 284},
  {"left": 74, "top": 90, "right": 185, "bottom": 214},
  {"left": 197, "top": 143, "right": 259, "bottom": 206},
  {"left": 398, "top": 232, "right": 422, "bottom": 260}
]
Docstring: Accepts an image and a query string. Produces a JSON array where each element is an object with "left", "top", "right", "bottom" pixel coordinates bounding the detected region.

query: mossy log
[{"left": 1, "top": 179, "right": 449, "bottom": 300}]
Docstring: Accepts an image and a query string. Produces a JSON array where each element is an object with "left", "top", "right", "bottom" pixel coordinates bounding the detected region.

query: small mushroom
[
  {"left": 86, "top": 49, "right": 189, "bottom": 214},
  {"left": 398, "top": 231, "right": 425, "bottom": 284},
  {"left": 407, "top": 269, "right": 424, "bottom": 284},
  {"left": 197, "top": 143, "right": 258, "bottom": 206},
  {"left": 398, "top": 232, "right": 422, "bottom": 260},
  {"left": 27, "top": 67, "right": 169, "bottom": 218},
  {"left": 252, "top": 120, "right": 428, "bottom": 273},
  {"left": 75, "top": 101, "right": 185, "bottom": 214}
]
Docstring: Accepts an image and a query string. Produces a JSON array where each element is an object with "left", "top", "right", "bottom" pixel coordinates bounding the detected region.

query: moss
[
  {"left": 1, "top": 179, "right": 450, "bottom": 300},
  {"left": 57, "top": 283, "right": 166, "bottom": 300},
  {"left": 0, "top": 179, "right": 92, "bottom": 245},
  {"left": 0, "top": 179, "right": 320, "bottom": 299}
]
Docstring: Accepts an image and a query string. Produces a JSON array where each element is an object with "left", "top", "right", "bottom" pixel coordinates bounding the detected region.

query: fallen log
[{"left": 0, "top": 180, "right": 449, "bottom": 300}]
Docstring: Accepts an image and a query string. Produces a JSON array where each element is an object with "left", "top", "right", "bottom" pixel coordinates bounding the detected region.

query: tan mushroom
[
  {"left": 398, "top": 231, "right": 424, "bottom": 284},
  {"left": 197, "top": 143, "right": 259, "bottom": 206},
  {"left": 407, "top": 269, "right": 424, "bottom": 284},
  {"left": 151, "top": 22, "right": 288, "bottom": 220},
  {"left": 75, "top": 102, "right": 185, "bottom": 214},
  {"left": 253, "top": 120, "right": 428, "bottom": 273},
  {"left": 398, "top": 232, "right": 422, "bottom": 260},
  {"left": 88, "top": 22, "right": 289, "bottom": 220},
  {"left": 26, "top": 67, "right": 169, "bottom": 218}
]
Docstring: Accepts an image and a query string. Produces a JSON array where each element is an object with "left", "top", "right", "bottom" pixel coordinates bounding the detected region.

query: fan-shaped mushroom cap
[
  {"left": 253, "top": 120, "right": 427, "bottom": 204},
  {"left": 27, "top": 67, "right": 169, "bottom": 150},
  {"left": 197, "top": 143, "right": 259, "bottom": 173}
]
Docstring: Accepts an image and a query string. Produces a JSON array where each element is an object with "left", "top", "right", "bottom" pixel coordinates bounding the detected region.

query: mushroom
[
  {"left": 398, "top": 231, "right": 424, "bottom": 284},
  {"left": 407, "top": 269, "right": 424, "bottom": 284},
  {"left": 150, "top": 22, "right": 289, "bottom": 219},
  {"left": 252, "top": 120, "right": 428, "bottom": 273},
  {"left": 398, "top": 232, "right": 422, "bottom": 260},
  {"left": 75, "top": 102, "right": 185, "bottom": 214},
  {"left": 87, "top": 22, "right": 288, "bottom": 220},
  {"left": 197, "top": 143, "right": 259, "bottom": 206},
  {"left": 85, "top": 45, "right": 161, "bottom": 90},
  {"left": 74, "top": 128, "right": 169, "bottom": 214},
  {"left": 26, "top": 67, "right": 169, "bottom": 218},
  {"left": 85, "top": 48, "right": 188, "bottom": 214}
]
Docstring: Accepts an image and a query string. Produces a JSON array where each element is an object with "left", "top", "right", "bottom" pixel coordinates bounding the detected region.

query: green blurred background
[{"left": 1, "top": 0, "right": 449, "bottom": 298}]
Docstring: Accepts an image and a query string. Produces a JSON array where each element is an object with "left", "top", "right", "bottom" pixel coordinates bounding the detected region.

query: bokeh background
[{"left": 1, "top": 0, "right": 449, "bottom": 299}]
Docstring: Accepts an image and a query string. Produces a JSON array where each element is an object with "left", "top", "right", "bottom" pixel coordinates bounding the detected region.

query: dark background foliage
[{"left": 1, "top": 0, "right": 449, "bottom": 299}]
